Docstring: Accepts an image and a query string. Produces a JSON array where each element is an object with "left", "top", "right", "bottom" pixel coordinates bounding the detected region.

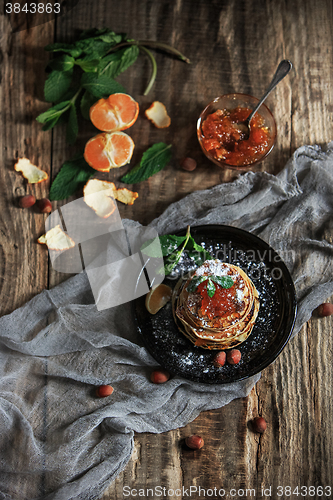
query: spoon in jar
[{"left": 235, "top": 60, "right": 292, "bottom": 140}]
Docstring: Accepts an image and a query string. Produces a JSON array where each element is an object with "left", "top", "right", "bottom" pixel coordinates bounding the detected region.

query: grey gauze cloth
[{"left": 0, "top": 144, "right": 333, "bottom": 500}]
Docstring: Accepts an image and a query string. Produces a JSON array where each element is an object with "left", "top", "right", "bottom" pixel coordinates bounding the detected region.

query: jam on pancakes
[{"left": 197, "top": 281, "right": 241, "bottom": 320}]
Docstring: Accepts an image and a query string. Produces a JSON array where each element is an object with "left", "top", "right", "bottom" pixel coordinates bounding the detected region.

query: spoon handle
[{"left": 247, "top": 59, "right": 292, "bottom": 123}]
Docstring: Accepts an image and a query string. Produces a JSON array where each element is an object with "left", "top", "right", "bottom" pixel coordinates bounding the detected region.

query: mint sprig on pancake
[{"left": 187, "top": 275, "right": 234, "bottom": 298}]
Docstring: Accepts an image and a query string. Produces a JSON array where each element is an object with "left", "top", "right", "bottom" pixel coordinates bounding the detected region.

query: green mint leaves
[
  {"left": 98, "top": 45, "right": 140, "bottom": 79},
  {"left": 44, "top": 68, "right": 73, "bottom": 103},
  {"left": 187, "top": 275, "right": 234, "bottom": 297},
  {"left": 80, "top": 73, "right": 126, "bottom": 98},
  {"left": 121, "top": 143, "right": 172, "bottom": 184},
  {"left": 162, "top": 225, "right": 192, "bottom": 276},
  {"left": 141, "top": 226, "right": 213, "bottom": 276},
  {"left": 49, "top": 153, "right": 95, "bottom": 201},
  {"left": 37, "top": 28, "right": 190, "bottom": 145}
]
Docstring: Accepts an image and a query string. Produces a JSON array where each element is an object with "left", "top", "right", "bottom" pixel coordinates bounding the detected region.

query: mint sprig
[
  {"left": 187, "top": 275, "right": 234, "bottom": 297},
  {"left": 141, "top": 226, "right": 214, "bottom": 276},
  {"left": 37, "top": 28, "right": 190, "bottom": 144},
  {"left": 163, "top": 225, "right": 192, "bottom": 275}
]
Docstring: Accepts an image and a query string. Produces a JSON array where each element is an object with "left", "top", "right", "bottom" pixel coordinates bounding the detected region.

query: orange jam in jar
[{"left": 201, "top": 106, "right": 271, "bottom": 167}]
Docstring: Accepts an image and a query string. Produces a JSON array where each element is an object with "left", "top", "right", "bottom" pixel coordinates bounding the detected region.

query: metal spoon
[{"left": 236, "top": 60, "right": 292, "bottom": 140}]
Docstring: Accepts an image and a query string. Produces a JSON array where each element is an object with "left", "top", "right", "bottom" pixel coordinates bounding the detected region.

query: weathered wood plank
[
  {"left": 0, "top": 12, "right": 55, "bottom": 500},
  {"left": 0, "top": 16, "right": 54, "bottom": 315}
]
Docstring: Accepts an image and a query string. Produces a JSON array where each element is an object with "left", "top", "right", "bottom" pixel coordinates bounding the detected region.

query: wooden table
[{"left": 1, "top": 0, "right": 332, "bottom": 498}]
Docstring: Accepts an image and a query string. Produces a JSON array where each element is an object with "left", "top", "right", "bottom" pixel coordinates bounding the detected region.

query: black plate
[{"left": 135, "top": 225, "right": 297, "bottom": 384}]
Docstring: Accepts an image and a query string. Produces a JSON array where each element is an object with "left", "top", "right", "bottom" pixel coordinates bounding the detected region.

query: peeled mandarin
[
  {"left": 89, "top": 93, "right": 139, "bottom": 132},
  {"left": 145, "top": 284, "right": 172, "bottom": 315},
  {"left": 84, "top": 131, "right": 135, "bottom": 171}
]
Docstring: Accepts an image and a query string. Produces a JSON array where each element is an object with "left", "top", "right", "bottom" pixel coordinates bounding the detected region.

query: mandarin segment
[
  {"left": 145, "top": 284, "right": 172, "bottom": 315},
  {"left": 84, "top": 131, "right": 135, "bottom": 171},
  {"left": 84, "top": 134, "right": 112, "bottom": 172},
  {"left": 89, "top": 93, "right": 139, "bottom": 132},
  {"left": 107, "top": 93, "right": 139, "bottom": 128},
  {"left": 108, "top": 132, "right": 135, "bottom": 167}
]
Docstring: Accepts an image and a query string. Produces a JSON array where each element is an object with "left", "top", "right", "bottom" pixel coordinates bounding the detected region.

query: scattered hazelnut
[
  {"left": 252, "top": 416, "right": 267, "bottom": 433},
  {"left": 185, "top": 435, "right": 204, "bottom": 450},
  {"left": 19, "top": 194, "right": 36, "bottom": 208},
  {"left": 150, "top": 369, "right": 170, "bottom": 384},
  {"left": 96, "top": 385, "right": 114, "bottom": 398},
  {"left": 37, "top": 198, "right": 52, "bottom": 214},
  {"left": 227, "top": 349, "right": 242, "bottom": 365},
  {"left": 180, "top": 157, "right": 197, "bottom": 171},
  {"left": 315, "top": 303, "right": 333, "bottom": 317},
  {"left": 213, "top": 351, "right": 226, "bottom": 366}
]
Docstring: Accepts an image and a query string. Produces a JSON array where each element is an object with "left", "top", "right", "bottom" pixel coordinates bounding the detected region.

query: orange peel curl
[
  {"left": 145, "top": 101, "right": 171, "bottom": 128},
  {"left": 83, "top": 179, "right": 117, "bottom": 218},
  {"left": 83, "top": 179, "right": 138, "bottom": 218},
  {"left": 14, "top": 158, "right": 48, "bottom": 184},
  {"left": 37, "top": 225, "right": 75, "bottom": 251}
]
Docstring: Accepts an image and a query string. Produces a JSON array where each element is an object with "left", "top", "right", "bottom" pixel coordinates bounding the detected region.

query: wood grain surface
[{"left": 0, "top": 0, "right": 332, "bottom": 498}]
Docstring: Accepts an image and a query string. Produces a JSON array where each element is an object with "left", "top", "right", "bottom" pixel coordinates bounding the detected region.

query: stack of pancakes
[{"left": 173, "top": 259, "right": 260, "bottom": 350}]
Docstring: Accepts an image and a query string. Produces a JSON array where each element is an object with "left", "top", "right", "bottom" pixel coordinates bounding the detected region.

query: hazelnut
[
  {"left": 150, "top": 369, "right": 170, "bottom": 384},
  {"left": 252, "top": 416, "right": 267, "bottom": 433},
  {"left": 227, "top": 349, "right": 241, "bottom": 365},
  {"left": 19, "top": 194, "right": 36, "bottom": 208},
  {"left": 96, "top": 385, "right": 114, "bottom": 398},
  {"left": 180, "top": 157, "right": 197, "bottom": 171},
  {"left": 185, "top": 435, "right": 204, "bottom": 450},
  {"left": 37, "top": 198, "right": 52, "bottom": 214},
  {"left": 315, "top": 303, "right": 333, "bottom": 317},
  {"left": 213, "top": 351, "right": 226, "bottom": 366}
]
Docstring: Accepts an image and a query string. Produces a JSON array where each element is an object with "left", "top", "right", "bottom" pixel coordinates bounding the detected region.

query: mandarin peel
[
  {"left": 145, "top": 101, "right": 171, "bottom": 128},
  {"left": 37, "top": 225, "right": 75, "bottom": 251},
  {"left": 89, "top": 93, "right": 139, "bottom": 132},
  {"left": 114, "top": 187, "right": 138, "bottom": 206},
  {"left": 84, "top": 131, "right": 135, "bottom": 172},
  {"left": 83, "top": 178, "right": 138, "bottom": 218},
  {"left": 14, "top": 158, "right": 49, "bottom": 184},
  {"left": 83, "top": 179, "right": 117, "bottom": 218}
]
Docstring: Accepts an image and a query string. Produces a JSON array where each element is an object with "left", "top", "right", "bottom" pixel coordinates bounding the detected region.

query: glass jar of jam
[{"left": 197, "top": 94, "right": 277, "bottom": 169}]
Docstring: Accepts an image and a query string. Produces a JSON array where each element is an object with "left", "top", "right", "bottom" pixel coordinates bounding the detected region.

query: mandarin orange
[
  {"left": 89, "top": 93, "right": 139, "bottom": 132},
  {"left": 145, "top": 284, "right": 172, "bottom": 315},
  {"left": 84, "top": 131, "right": 135, "bottom": 171}
]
